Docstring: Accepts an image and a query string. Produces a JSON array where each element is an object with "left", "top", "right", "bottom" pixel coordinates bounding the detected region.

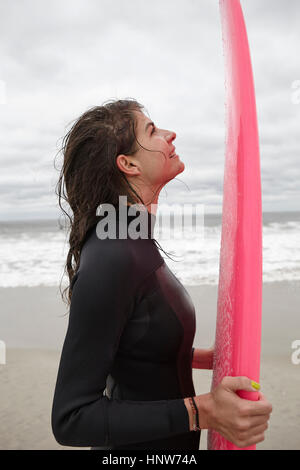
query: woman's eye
[{"left": 151, "top": 126, "right": 156, "bottom": 135}]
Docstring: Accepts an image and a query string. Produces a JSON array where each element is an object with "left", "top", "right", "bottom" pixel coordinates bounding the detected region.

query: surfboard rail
[{"left": 207, "top": 0, "right": 263, "bottom": 451}]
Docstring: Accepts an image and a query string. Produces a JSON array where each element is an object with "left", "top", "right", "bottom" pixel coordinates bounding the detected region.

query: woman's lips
[{"left": 170, "top": 153, "right": 179, "bottom": 158}]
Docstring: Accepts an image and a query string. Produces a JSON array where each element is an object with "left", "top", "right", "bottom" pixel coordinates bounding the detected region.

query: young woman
[{"left": 51, "top": 98, "right": 272, "bottom": 450}]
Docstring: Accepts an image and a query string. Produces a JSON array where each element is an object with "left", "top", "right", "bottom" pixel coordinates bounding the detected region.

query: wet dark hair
[{"left": 54, "top": 97, "right": 178, "bottom": 308}]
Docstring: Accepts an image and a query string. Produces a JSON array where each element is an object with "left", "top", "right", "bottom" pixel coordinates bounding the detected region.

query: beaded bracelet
[{"left": 188, "top": 396, "right": 201, "bottom": 431}]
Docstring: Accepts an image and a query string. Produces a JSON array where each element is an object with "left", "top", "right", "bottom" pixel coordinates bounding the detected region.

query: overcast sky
[{"left": 0, "top": 0, "right": 299, "bottom": 220}]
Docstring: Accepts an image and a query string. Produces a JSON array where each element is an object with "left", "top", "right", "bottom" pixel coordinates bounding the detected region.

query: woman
[{"left": 51, "top": 98, "right": 272, "bottom": 450}]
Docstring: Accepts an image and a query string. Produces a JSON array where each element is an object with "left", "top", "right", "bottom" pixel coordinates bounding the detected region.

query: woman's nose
[{"left": 166, "top": 130, "right": 176, "bottom": 142}]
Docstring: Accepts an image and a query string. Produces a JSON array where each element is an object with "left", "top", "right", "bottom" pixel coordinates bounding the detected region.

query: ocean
[{"left": 0, "top": 211, "right": 299, "bottom": 287}]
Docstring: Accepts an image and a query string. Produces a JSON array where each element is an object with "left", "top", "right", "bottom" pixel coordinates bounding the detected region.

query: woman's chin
[
  {"left": 164, "top": 159, "right": 185, "bottom": 183},
  {"left": 176, "top": 159, "right": 185, "bottom": 173}
]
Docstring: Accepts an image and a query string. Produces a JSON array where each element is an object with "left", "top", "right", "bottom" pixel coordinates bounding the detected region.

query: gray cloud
[{"left": 0, "top": 0, "right": 299, "bottom": 220}]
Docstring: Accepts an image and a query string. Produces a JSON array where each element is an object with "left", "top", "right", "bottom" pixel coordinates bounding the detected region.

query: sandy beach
[{"left": 0, "top": 281, "right": 299, "bottom": 450}]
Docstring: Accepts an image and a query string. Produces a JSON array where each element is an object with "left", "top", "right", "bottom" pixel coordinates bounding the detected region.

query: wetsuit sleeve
[{"left": 51, "top": 238, "right": 190, "bottom": 448}]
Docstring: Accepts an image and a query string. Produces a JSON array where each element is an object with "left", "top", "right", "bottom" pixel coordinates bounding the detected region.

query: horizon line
[{"left": 0, "top": 209, "right": 299, "bottom": 224}]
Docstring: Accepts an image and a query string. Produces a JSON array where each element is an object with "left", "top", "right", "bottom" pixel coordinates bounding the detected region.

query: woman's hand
[
  {"left": 192, "top": 345, "right": 214, "bottom": 370},
  {"left": 193, "top": 376, "right": 273, "bottom": 448}
]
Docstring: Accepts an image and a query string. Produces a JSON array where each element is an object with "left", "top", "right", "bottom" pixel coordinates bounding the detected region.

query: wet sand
[{"left": 0, "top": 281, "right": 299, "bottom": 450}]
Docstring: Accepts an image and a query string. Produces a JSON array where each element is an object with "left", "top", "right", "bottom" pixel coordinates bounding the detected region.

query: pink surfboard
[{"left": 207, "top": 0, "right": 262, "bottom": 450}]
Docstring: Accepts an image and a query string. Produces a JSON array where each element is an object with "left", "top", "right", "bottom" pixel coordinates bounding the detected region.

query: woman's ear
[{"left": 116, "top": 154, "right": 139, "bottom": 175}]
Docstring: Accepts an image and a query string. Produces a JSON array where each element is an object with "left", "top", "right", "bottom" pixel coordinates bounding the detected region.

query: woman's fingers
[
  {"left": 245, "top": 397, "right": 273, "bottom": 417},
  {"left": 247, "top": 414, "right": 271, "bottom": 428},
  {"left": 231, "top": 422, "right": 269, "bottom": 448}
]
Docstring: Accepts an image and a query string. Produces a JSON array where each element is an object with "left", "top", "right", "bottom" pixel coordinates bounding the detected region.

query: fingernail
[{"left": 251, "top": 380, "right": 261, "bottom": 391}]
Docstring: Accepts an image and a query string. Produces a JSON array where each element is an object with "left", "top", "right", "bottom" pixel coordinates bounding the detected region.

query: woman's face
[{"left": 117, "top": 110, "right": 185, "bottom": 187}]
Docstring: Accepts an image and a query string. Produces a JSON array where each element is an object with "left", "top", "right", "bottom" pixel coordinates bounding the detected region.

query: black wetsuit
[{"left": 51, "top": 205, "right": 200, "bottom": 450}]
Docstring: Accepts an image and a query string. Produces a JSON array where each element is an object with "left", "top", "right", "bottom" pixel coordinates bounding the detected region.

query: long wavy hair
[{"left": 55, "top": 98, "right": 178, "bottom": 308}]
